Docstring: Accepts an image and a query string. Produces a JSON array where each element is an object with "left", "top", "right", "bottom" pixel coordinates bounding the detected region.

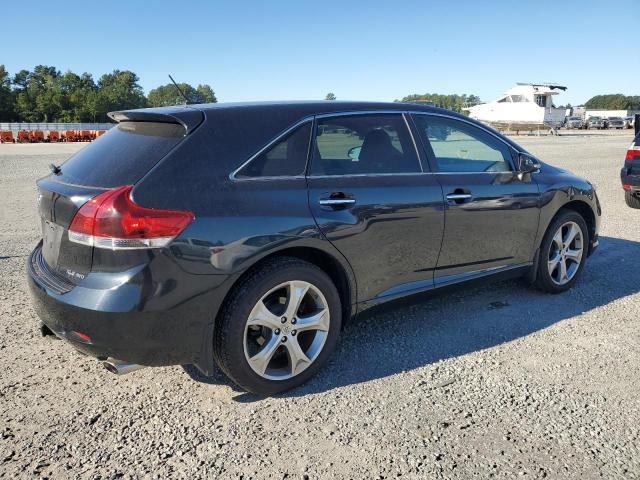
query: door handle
[
  {"left": 319, "top": 192, "right": 356, "bottom": 208},
  {"left": 319, "top": 198, "right": 356, "bottom": 206},
  {"left": 446, "top": 189, "right": 473, "bottom": 204},
  {"left": 446, "top": 193, "right": 472, "bottom": 201}
]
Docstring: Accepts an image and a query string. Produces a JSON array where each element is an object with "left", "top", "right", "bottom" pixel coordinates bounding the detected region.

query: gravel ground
[{"left": 1, "top": 131, "right": 639, "bottom": 479}]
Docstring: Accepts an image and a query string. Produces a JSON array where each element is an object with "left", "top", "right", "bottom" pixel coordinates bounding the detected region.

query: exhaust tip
[
  {"left": 102, "top": 358, "right": 146, "bottom": 375},
  {"left": 103, "top": 361, "right": 119, "bottom": 374}
]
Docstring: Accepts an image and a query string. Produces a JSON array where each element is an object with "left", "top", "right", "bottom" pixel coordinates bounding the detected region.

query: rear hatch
[{"left": 35, "top": 113, "right": 201, "bottom": 288}]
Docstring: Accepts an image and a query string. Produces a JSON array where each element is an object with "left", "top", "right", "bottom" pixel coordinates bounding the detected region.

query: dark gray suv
[{"left": 28, "top": 101, "right": 601, "bottom": 394}]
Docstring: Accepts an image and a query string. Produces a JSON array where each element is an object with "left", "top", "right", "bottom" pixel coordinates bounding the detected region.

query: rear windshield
[{"left": 57, "top": 122, "right": 185, "bottom": 187}]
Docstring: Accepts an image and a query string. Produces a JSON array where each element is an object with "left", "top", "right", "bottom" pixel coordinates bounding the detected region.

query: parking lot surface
[{"left": 1, "top": 131, "right": 639, "bottom": 479}]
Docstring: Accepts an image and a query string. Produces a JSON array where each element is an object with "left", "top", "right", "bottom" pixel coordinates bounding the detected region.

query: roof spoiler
[{"left": 107, "top": 107, "right": 204, "bottom": 134}]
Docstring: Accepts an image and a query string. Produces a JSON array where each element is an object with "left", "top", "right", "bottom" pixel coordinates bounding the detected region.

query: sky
[{"left": 3, "top": 0, "right": 638, "bottom": 105}]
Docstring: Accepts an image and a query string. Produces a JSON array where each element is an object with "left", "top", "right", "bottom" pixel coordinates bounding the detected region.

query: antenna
[{"left": 168, "top": 74, "right": 192, "bottom": 105}]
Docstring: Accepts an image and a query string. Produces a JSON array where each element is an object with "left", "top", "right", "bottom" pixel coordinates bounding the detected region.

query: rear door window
[
  {"left": 57, "top": 122, "right": 185, "bottom": 188},
  {"left": 310, "top": 114, "right": 421, "bottom": 175},
  {"left": 235, "top": 122, "right": 311, "bottom": 178}
]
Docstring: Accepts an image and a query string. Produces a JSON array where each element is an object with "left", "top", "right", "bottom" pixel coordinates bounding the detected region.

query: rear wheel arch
[{"left": 215, "top": 246, "right": 356, "bottom": 332}]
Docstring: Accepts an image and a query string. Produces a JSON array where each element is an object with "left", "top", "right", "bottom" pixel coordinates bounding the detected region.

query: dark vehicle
[
  {"left": 587, "top": 116, "right": 605, "bottom": 129},
  {"left": 621, "top": 132, "right": 640, "bottom": 208},
  {"left": 607, "top": 117, "right": 625, "bottom": 130},
  {"left": 564, "top": 116, "right": 584, "bottom": 129},
  {"left": 27, "top": 102, "right": 601, "bottom": 394}
]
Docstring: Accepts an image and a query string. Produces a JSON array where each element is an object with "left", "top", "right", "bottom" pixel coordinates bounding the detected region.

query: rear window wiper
[{"left": 49, "top": 163, "right": 62, "bottom": 175}]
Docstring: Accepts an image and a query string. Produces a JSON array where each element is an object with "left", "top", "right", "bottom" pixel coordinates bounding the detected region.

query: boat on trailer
[{"left": 465, "top": 83, "right": 567, "bottom": 133}]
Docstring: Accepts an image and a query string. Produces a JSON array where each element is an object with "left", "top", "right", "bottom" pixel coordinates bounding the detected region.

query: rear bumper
[{"left": 27, "top": 243, "right": 229, "bottom": 368}]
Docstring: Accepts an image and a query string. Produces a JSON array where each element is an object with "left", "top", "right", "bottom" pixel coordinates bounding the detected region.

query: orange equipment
[
  {"left": 32, "top": 130, "right": 45, "bottom": 143},
  {"left": 65, "top": 130, "right": 77, "bottom": 142},
  {"left": 17, "top": 130, "right": 30, "bottom": 143},
  {"left": 96, "top": 130, "right": 106, "bottom": 138},
  {"left": 0, "top": 131, "right": 14, "bottom": 143},
  {"left": 80, "top": 130, "right": 92, "bottom": 141},
  {"left": 47, "top": 131, "right": 60, "bottom": 142}
]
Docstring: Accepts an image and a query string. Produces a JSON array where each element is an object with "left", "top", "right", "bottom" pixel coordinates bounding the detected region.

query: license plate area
[{"left": 41, "top": 218, "right": 64, "bottom": 269}]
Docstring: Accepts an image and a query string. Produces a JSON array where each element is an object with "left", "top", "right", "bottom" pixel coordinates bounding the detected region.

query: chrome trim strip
[
  {"left": 229, "top": 109, "right": 524, "bottom": 181},
  {"left": 431, "top": 171, "right": 514, "bottom": 175},
  {"left": 229, "top": 116, "right": 314, "bottom": 181},
  {"left": 315, "top": 110, "right": 407, "bottom": 119},
  {"left": 308, "top": 172, "right": 431, "bottom": 179},
  {"left": 228, "top": 175, "right": 307, "bottom": 182}
]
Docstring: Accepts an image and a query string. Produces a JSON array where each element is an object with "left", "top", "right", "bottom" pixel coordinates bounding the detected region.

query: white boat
[{"left": 465, "top": 83, "right": 567, "bottom": 132}]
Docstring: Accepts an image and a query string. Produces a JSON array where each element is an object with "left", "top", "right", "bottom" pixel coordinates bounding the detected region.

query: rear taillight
[
  {"left": 68, "top": 186, "right": 194, "bottom": 250},
  {"left": 626, "top": 144, "right": 640, "bottom": 161}
]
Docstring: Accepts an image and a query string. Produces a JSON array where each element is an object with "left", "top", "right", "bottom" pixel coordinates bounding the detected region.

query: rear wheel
[
  {"left": 534, "top": 210, "right": 589, "bottom": 293},
  {"left": 625, "top": 191, "right": 640, "bottom": 209},
  {"left": 214, "top": 257, "right": 342, "bottom": 395}
]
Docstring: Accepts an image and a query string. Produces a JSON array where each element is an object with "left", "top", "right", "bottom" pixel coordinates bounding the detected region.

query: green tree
[
  {"left": 148, "top": 82, "right": 216, "bottom": 107},
  {"left": 196, "top": 84, "right": 216, "bottom": 103},
  {"left": 325, "top": 92, "right": 336, "bottom": 100},
  {"left": 0, "top": 65, "right": 15, "bottom": 121},
  {"left": 398, "top": 93, "right": 481, "bottom": 112},
  {"left": 12, "top": 65, "right": 62, "bottom": 122},
  {"left": 584, "top": 94, "right": 630, "bottom": 110},
  {"left": 96, "top": 70, "right": 147, "bottom": 120},
  {"left": 0, "top": 65, "right": 220, "bottom": 122}
]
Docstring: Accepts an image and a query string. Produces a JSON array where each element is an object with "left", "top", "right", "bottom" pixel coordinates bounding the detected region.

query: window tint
[
  {"left": 310, "top": 114, "right": 420, "bottom": 175},
  {"left": 236, "top": 122, "right": 311, "bottom": 178},
  {"left": 58, "top": 122, "right": 185, "bottom": 188},
  {"left": 413, "top": 115, "right": 513, "bottom": 173}
]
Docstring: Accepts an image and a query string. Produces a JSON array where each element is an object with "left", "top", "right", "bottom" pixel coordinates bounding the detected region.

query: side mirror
[
  {"left": 517, "top": 153, "right": 540, "bottom": 174},
  {"left": 348, "top": 146, "right": 361, "bottom": 161}
]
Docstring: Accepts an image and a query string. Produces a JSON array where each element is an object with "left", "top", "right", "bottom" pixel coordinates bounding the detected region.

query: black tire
[
  {"left": 213, "top": 256, "right": 342, "bottom": 395},
  {"left": 534, "top": 209, "right": 589, "bottom": 293},
  {"left": 625, "top": 191, "right": 640, "bottom": 209}
]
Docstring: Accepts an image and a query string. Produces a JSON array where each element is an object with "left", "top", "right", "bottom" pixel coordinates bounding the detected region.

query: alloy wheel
[
  {"left": 547, "top": 221, "right": 584, "bottom": 286},
  {"left": 243, "top": 280, "right": 330, "bottom": 380}
]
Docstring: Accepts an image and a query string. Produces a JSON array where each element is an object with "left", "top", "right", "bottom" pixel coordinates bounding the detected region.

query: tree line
[
  {"left": 583, "top": 94, "right": 640, "bottom": 110},
  {"left": 0, "top": 65, "right": 217, "bottom": 123},
  {"left": 397, "top": 93, "right": 482, "bottom": 112},
  {"left": 1, "top": 65, "right": 636, "bottom": 123}
]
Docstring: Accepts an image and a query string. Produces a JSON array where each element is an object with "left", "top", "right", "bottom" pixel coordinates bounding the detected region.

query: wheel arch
[
  {"left": 537, "top": 198, "right": 597, "bottom": 257},
  {"left": 560, "top": 200, "right": 596, "bottom": 246},
  {"left": 216, "top": 245, "right": 356, "bottom": 330}
]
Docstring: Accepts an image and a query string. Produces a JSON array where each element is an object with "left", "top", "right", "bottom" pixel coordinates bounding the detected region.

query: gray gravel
[{"left": 1, "top": 131, "right": 639, "bottom": 479}]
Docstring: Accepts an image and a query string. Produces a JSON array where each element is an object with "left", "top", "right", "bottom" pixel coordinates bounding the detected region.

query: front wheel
[
  {"left": 534, "top": 210, "right": 589, "bottom": 293},
  {"left": 214, "top": 257, "right": 342, "bottom": 395}
]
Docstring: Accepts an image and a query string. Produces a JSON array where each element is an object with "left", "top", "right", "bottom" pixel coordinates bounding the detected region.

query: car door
[
  {"left": 411, "top": 113, "right": 540, "bottom": 284},
  {"left": 307, "top": 112, "right": 444, "bottom": 303}
]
